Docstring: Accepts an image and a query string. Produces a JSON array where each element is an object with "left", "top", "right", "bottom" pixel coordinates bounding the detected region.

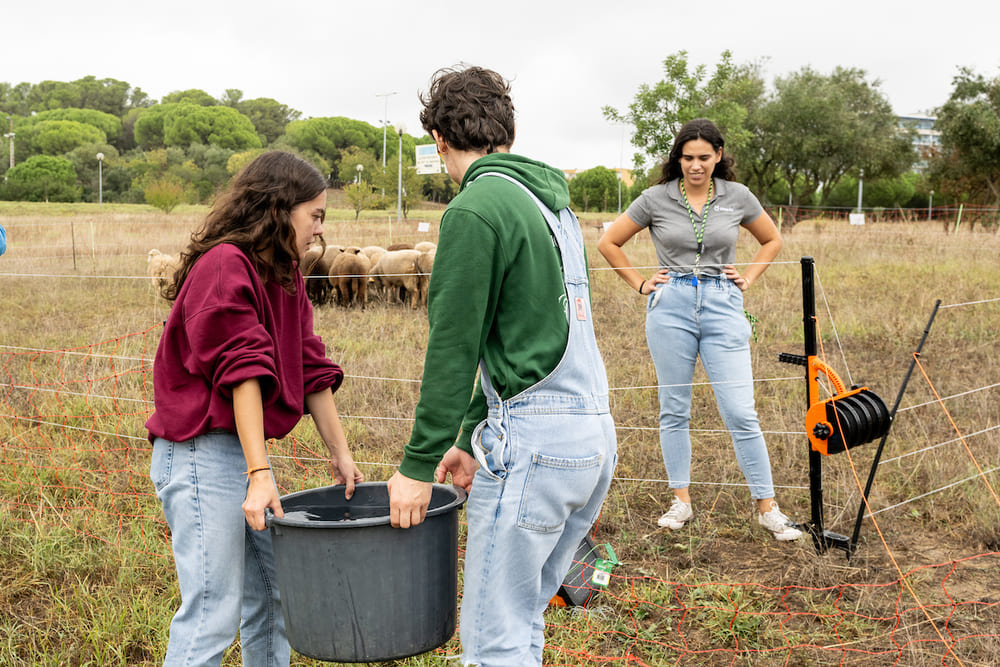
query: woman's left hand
[
  {"left": 243, "top": 470, "right": 282, "bottom": 531},
  {"left": 724, "top": 265, "right": 750, "bottom": 291},
  {"left": 331, "top": 451, "right": 365, "bottom": 500},
  {"left": 331, "top": 449, "right": 365, "bottom": 500}
]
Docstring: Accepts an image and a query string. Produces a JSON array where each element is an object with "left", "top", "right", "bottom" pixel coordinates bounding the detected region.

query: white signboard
[
  {"left": 849, "top": 213, "right": 866, "bottom": 226},
  {"left": 415, "top": 144, "right": 441, "bottom": 175},
  {"left": 417, "top": 222, "right": 430, "bottom": 233}
]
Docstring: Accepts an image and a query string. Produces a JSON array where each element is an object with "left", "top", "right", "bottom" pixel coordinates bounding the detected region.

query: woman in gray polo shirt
[{"left": 598, "top": 118, "right": 802, "bottom": 542}]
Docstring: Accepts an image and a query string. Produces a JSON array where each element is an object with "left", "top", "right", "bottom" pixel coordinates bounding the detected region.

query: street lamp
[
  {"left": 97, "top": 153, "right": 104, "bottom": 205},
  {"left": 4, "top": 115, "right": 13, "bottom": 170},
  {"left": 856, "top": 167, "right": 864, "bottom": 213},
  {"left": 356, "top": 163, "right": 363, "bottom": 185},
  {"left": 395, "top": 123, "right": 406, "bottom": 222},
  {"left": 376, "top": 91, "right": 397, "bottom": 196}
]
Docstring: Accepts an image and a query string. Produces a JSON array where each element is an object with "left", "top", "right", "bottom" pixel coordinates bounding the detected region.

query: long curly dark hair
[
  {"left": 162, "top": 151, "right": 328, "bottom": 301},
  {"left": 656, "top": 118, "right": 737, "bottom": 185}
]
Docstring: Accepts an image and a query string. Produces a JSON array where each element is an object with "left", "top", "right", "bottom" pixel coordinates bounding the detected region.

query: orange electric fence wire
[
  {"left": 815, "top": 312, "right": 965, "bottom": 666},
  {"left": 3, "top": 324, "right": 1000, "bottom": 664},
  {"left": 912, "top": 353, "right": 1000, "bottom": 510}
]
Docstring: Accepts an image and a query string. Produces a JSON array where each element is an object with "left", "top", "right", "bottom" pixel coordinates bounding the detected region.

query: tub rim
[{"left": 265, "top": 481, "right": 467, "bottom": 529}]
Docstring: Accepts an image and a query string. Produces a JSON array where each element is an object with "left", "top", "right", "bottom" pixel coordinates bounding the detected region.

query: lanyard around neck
[{"left": 679, "top": 178, "right": 713, "bottom": 271}]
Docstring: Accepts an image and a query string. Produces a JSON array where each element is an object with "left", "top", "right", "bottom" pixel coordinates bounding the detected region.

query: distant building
[
  {"left": 898, "top": 114, "right": 941, "bottom": 170},
  {"left": 562, "top": 167, "right": 634, "bottom": 187}
]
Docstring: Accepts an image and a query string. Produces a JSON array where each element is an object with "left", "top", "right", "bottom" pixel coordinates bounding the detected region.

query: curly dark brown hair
[
  {"left": 161, "top": 151, "right": 327, "bottom": 301},
  {"left": 419, "top": 65, "right": 516, "bottom": 153},
  {"left": 657, "top": 118, "right": 737, "bottom": 185}
]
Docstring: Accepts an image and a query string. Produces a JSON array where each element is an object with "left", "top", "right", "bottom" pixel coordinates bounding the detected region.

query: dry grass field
[{"left": 1, "top": 198, "right": 998, "bottom": 665}]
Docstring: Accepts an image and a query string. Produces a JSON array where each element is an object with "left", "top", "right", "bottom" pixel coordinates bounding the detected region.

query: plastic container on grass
[{"left": 266, "top": 482, "right": 466, "bottom": 663}]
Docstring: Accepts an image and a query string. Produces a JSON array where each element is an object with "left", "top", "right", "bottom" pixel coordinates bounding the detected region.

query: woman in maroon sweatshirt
[{"left": 146, "top": 151, "right": 363, "bottom": 666}]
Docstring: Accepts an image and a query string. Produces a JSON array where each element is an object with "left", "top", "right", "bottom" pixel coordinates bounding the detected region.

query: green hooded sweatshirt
[{"left": 399, "top": 152, "right": 573, "bottom": 482}]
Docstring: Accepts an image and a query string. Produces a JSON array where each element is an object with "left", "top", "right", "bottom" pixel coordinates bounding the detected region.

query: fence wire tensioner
[{"left": 778, "top": 257, "right": 925, "bottom": 558}]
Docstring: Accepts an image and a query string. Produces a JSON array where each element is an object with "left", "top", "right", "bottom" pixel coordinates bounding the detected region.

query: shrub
[{"left": 144, "top": 177, "right": 186, "bottom": 213}]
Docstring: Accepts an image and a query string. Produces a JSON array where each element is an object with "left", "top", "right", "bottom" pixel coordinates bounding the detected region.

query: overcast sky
[{"left": 5, "top": 0, "right": 998, "bottom": 171}]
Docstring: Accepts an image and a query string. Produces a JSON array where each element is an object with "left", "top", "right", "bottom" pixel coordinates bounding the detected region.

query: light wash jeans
[
  {"left": 462, "top": 409, "right": 616, "bottom": 666},
  {"left": 151, "top": 432, "right": 289, "bottom": 667},
  {"left": 645, "top": 273, "right": 775, "bottom": 500}
]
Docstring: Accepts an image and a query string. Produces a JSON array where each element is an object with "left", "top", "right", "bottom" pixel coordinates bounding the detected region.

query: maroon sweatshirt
[{"left": 145, "top": 243, "right": 343, "bottom": 443}]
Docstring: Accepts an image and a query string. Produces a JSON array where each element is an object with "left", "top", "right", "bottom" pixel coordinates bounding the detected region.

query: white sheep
[
  {"left": 328, "top": 247, "right": 372, "bottom": 308},
  {"left": 301, "top": 243, "right": 342, "bottom": 306},
  {"left": 360, "top": 245, "right": 387, "bottom": 267},
  {"left": 370, "top": 249, "right": 422, "bottom": 309},
  {"left": 147, "top": 249, "right": 179, "bottom": 291},
  {"left": 415, "top": 248, "right": 435, "bottom": 307}
]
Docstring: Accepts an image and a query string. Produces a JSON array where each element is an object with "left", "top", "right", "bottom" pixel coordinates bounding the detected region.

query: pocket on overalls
[
  {"left": 516, "top": 451, "right": 604, "bottom": 533},
  {"left": 470, "top": 417, "right": 510, "bottom": 482}
]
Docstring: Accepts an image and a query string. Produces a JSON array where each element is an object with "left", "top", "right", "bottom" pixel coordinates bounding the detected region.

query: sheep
[
  {"left": 414, "top": 241, "right": 436, "bottom": 253},
  {"left": 300, "top": 245, "right": 327, "bottom": 305},
  {"left": 415, "top": 248, "right": 435, "bottom": 307},
  {"left": 328, "top": 247, "right": 372, "bottom": 309},
  {"left": 301, "top": 244, "right": 343, "bottom": 306},
  {"left": 360, "top": 245, "right": 387, "bottom": 268},
  {"left": 147, "top": 249, "right": 179, "bottom": 292},
  {"left": 370, "top": 249, "right": 422, "bottom": 309},
  {"left": 300, "top": 244, "right": 323, "bottom": 272},
  {"left": 385, "top": 242, "right": 414, "bottom": 251}
]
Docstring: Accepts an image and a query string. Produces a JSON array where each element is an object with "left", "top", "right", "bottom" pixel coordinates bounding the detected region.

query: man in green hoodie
[{"left": 388, "top": 66, "right": 617, "bottom": 666}]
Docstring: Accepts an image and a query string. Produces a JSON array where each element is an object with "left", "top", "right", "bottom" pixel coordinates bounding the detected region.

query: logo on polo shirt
[{"left": 713, "top": 204, "right": 735, "bottom": 212}]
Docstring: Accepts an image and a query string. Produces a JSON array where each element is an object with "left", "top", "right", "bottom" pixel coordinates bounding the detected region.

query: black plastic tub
[{"left": 266, "top": 482, "right": 467, "bottom": 663}]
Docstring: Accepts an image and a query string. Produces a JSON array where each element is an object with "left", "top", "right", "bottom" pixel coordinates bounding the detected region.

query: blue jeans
[
  {"left": 645, "top": 273, "right": 775, "bottom": 500},
  {"left": 151, "top": 433, "right": 289, "bottom": 667},
  {"left": 462, "top": 410, "right": 617, "bottom": 666}
]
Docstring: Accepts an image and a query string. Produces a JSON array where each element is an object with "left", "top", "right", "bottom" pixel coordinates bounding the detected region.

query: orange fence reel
[{"left": 803, "top": 356, "right": 892, "bottom": 456}]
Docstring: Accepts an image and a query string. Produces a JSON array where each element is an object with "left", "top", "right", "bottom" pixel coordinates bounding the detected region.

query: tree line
[
  {"left": 2, "top": 60, "right": 998, "bottom": 216},
  {"left": 0, "top": 76, "right": 455, "bottom": 212},
  {"left": 569, "top": 51, "right": 998, "bottom": 215}
]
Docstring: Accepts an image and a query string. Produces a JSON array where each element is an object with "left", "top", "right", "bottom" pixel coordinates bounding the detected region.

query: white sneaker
[
  {"left": 757, "top": 504, "right": 803, "bottom": 541},
  {"left": 657, "top": 497, "right": 693, "bottom": 530}
]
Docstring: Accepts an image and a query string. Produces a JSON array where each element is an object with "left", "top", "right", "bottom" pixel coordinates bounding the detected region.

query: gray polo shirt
[{"left": 626, "top": 178, "right": 764, "bottom": 276}]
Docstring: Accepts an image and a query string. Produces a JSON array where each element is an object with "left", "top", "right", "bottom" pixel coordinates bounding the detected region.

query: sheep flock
[
  {"left": 147, "top": 241, "right": 435, "bottom": 311},
  {"left": 302, "top": 240, "right": 436, "bottom": 310}
]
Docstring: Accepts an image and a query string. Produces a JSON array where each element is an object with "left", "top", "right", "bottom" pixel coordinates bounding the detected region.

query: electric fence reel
[
  {"left": 779, "top": 353, "right": 892, "bottom": 455},
  {"left": 780, "top": 256, "right": 926, "bottom": 558}
]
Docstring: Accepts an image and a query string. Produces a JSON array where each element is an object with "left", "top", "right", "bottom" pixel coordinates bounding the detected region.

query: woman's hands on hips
[
  {"left": 640, "top": 268, "right": 671, "bottom": 295},
  {"left": 724, "top": 265, "right": 751, "bottom": 291}
]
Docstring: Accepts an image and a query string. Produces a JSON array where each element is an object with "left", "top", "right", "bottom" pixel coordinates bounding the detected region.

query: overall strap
[
  {"left": 473, "top": 171, "right": 586, "bottom": 282},
  {"left": 470, "top": 171, "right": 607, "bottom": 414},
  {"left": 474, "top": 171, "right": 565, "bottom": 242}
]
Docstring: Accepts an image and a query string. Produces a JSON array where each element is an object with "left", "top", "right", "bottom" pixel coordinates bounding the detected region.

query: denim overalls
[{"left": 459, "top": 173, "right": 618, "bottom": 666}]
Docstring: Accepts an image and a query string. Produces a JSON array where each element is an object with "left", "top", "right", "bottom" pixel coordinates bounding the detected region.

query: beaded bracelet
[{"left": 244, "top": 465, "right": 271, "bottom": 476}]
